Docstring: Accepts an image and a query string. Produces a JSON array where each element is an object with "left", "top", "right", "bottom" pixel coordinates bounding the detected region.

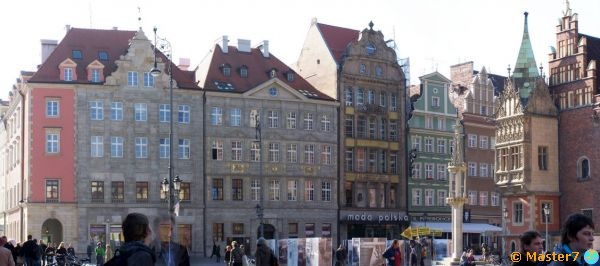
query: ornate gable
[
  {"left": 495, "top": 80, "right": 523, "bottom": 119},
  {"left": 523, "top": 78, "right": 558, "bottom": 116}
]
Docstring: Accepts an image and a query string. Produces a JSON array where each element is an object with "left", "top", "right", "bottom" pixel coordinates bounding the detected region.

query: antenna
[
  {"left": 137, "top": 7, "right": 142, "bottom": 29},
  {"left": 88, "top": 1, "right": 93, "bottom": 28}
]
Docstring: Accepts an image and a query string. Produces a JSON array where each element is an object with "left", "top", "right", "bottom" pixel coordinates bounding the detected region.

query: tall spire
[{"left": 512, "top": 11, "right": 539, "bottom": 103}]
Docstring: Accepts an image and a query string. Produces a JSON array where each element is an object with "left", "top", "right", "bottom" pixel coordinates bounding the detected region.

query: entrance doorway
[
  {"left": 41, "top": 219, "right": 63, "bottom": 244},
  {"left": 257, "top": 223, "right": 276, "bottom": 239}
]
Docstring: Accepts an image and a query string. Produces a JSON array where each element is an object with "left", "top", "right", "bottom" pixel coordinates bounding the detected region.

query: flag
[{"left": 401, "top": 226, "right": 413, "bottom": 239}]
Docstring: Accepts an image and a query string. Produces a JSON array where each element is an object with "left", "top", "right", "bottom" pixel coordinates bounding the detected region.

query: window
[
  {"left": 437, "top": 190, "right": 447, "bottom": 206},
  {"left": 412, "top": 163, "right": 421, "bottom": 179},
  {"left": 178, "top": 139, "right": 190, "bottom": 159},
  {"left": 367, "top": 90, "right": 375, "bottom": 104},
  {"left": 538, "top": 146, "right": 548, "bottom": 170},
  {"left": 321, "top": 181, "right": 331, "bottom": 202},
  {"left": 437, "top": 164, "right": 447, "bottom": 180},
  {"left": 90, "top": 101, "right": 104, "bottom": 120},
  {"left": 305, "top": 223, "right": 315, "bottom": 237},
  {"left": 412, "top": 136, "right": 421, "bottom": 151},
  {"left": 222, "top": 64, "right": 231, "bottom": 76},
  {"left": 250, "top": 142, "right": 260, "bottom": 162},
  {"left": 269, "top": 180, "right": 280, "bottom": 201},
  {"left": 232, "top": 223, "right": 244, "bottom": 235},
  {"left": 127, "top": 71, "right": 138, "bottom": 87},
  {"left": 303, "top": 113, "right": 313, "bottom": 130},
  {"left": 479, "top": 191, "right": 488, "bottom": 206},
  {"left": 232, "top": 179, "right": 243, "bottom": 201},
  {"left": 468, "top": 134, "right": 477, "bottom": 148},
  {"left": 268, "top": 110, "right": 279, "bottom": 128},
  {"left": 437, "top": 139, "right": 446, "bottom": 154},
  {"left": 344, "top": 115, "right": 354, "bottom": 137},
  {"left": 251, "top": 179, "right": 260, "bottom": 201},
  {"left": 143, "top": 72, "right": 154, "bottom": 87},
  {"left": 211, "top": 140, "right": 223, "bottom": 160},
  {"left": 480, "top": 163, "right": 489, "bottom": 177},
  {"left": 431, "top": 97, "right": 440, "bottom": 108},
  {"left": 368, "top": 117, "right": 376, "bottom": 139},
  {"left": 72, "top": 50, "right": 82, "bottom": 59},
  {"left": 345, "top": 148, "right": 353, "bottom": 172},
  {"left": 231, "top": 141, "right": 242, "bottom": 161},
  {"left": 91, "top": 181, "right": 104, "bottom": 202},
  {"left": 160, "top": 138, "right": 170, "bottom": 159},
  {"left": 390, "top": 153, "right": 398, "bottom": 174},
  {"left": 287, "top": 72, "right": 295, "bottom": 81},
  {"left": 287, "top": 180, "right": 298, "bottom": 201},
  {"left": 91, "top": 69, "right": 101, "bottom": 82},
  {"left": 578, "top": 157, "right": 590, "bottom": 180},
  {"left": 111, "top": 181, "right": 124, "bottom": 202},
  {"left": 425, "top": 116, "right": 433, "bottom": 129},
  {"left": 230, "top": 108, "right": 241, "bottom": 127},
  {"left": 359, "top": 64, "right": 366, "bottom": 74},
  {"left": 357, "top": 116, "right": 366, "bottom": 138},
  {"left": 91, "top": 136, "right": 104, "bottom": 157},
  {"left": 159, "top": 104, "right": 170, "bottom": 123},
  {"left": 321, "top": 145, "right": 332, "bottom": 165},
  {"left": 286, "top": 112, "right": 297, "bottom": 129},
  {"left": 412, "top": 189, "right": 422, "bottom": 206},
  {"left": 305, "top": 180, "right": 314, "bottom": 201},
  {"left": 211, "top": 107, "right": 223, "bottom": 125},
  {"left": 356, "top": 89, "right": 364, "bottom": 106},
  {"left": 321, "top": 115, "right": 331, "bottom": 132},
  {"left": 288, "top": 223, "right": 298, "bottom": 236},
  {"left": 179, "top": 182, "right": 191, "bottom": 201},
  {"left": 468, "top": 191, "right": 477, "bottom": 205},
  {"left": 98, "top": 51, "right": 109, "bottom": 61},
  {"left": 424, "top": 138, "right": 433, "bottom": 153},
  {"left": 46, "top": 131, "right": 60, "bottom": 154},
  {"left": 368, "top": 150, "right": 377, "bottom": 173},
  {"left": 111, "top": 102, "right": 123, "bottom": 121},
  {"left": 379, "top": 92, "right": 386, "bottom": 106},
  {"left": 211, "top": 179, "right": 223, "bottom": 200},
  {"left": 304, "top": 144, "right": 315, "bottom": 164},
  {"left": 136, "top": 182, "right": 149, "bottom": 202},
  {"left": 480, "top": 136, "right": 489, "bottom": 149},
  {"left": 178, "top": 105, "right": 190, "bottom": 123},
  {"left": 268, "top": 143, "right": 280, "bottom": 162},
  {"left": 46, "top": 99, "right": 59, "bottom": 117},
  {"left": 134, "top": 103, "right": 147, "bottom": 121},
  {"left": 269, "top": 87, "right": 278, "bottom": 96},
  {"left": 322, "top": 224, "right": 332, "bottom": 238},
  {"left": 514, "top": 202, "right": 523, "bottom": 224},
  {"left": 425, "top": 163, "right": 434, "bottom": 180},
  {"left": 344, "top": 88, "right": 353, "bottom": 106},
  {"left": 46, "top": 180, "right": 59, "bottom": 202},
  {"left": 111, "top": 136, "right": 124, "bottom": 158},
  {"left": 390, "top": 93, "right": 397, "bottom": 111},
  {"left": 389, "top": 120, "right": 397, "bottom": 141},
  {"left": 468, "top": 162, "right": 477, "bottom": 176},
  {"left": 424, "top": 189, "right": 434, "bottom": 206},
  {"left": 213, "top": 223, "right": 224, "bottom": 242},
  {"left": 491, "top": 192, "right": 500, "bottom": 206},
  {"left": 541, "top": 202, "right": 552, "bottom": 224},
  {"left": 287, "top": 144, "right": 297, "bottom": 163},
  {"left": 379, "top": 118, "right": 386, "bottom": 140},
  {"left": 64, "top": 68, "right": 73, "bottom": 81}
]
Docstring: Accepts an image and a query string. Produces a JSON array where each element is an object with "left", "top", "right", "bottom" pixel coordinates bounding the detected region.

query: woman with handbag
[{"left": 382, "top": 240, "right": 401, "bottom": 266}]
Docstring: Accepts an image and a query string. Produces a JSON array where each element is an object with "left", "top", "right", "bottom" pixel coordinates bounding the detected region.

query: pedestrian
[
  {"left": 3, "top": 238, "right": 16, "bottom": 265},
  {"left": 224, "top": 245, "right": 232, "bottom": 266},
  {"left": 14, "top": 242, "right": 22, "bottom": 266},
  {"left": 211, "top": 241, "right": 218, "bottom": 259},
  {"left": 0, "top": 236, "right": 15, "bottom": 266},
  {"left": 231, "top": 241, "right": 244, "bottom": 266},
  {"left": 409, "top": 240, "right": 418, "bottom": 266},
  {"left": 254, "top": 237, "right": 278, "bottom": 266},
  {"left": 512, "top": 231, "right": 543, "bottom": 266},
  {"left": 39, "top": 240, "right": 47, "bottom": 266},
  {"left": 104, "top": 212, "right": 156, "bottom": 266},
  {"left": 215, "top": 244, "right": 221, "bottom": 263},
  {"left": 45, "top": 243, "right": 56, "bottom": 266},
  {"left": 87, "top": 241, "right": 94, "bottom": 263},
  {"left": 335, "top": 244, "right": 347, "bottom": 266},
  {"left": 549, "top": 213, "right": 594, "bottom": 266},
  {"left": 67, "top": 243, "right": 75, "bottom": 256},
  {"left": 383, "top": 239, "right": 402, "bottom": 266},
  {"left": 105, "top": 244, "right": 113, "bottom": 263},
  {"left": 95, "top": 241, "right": 105, "bottom": 266}
]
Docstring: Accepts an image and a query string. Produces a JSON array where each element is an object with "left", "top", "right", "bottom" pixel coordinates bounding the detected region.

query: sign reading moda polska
[{"left": 344, "top": 212, "right": 410, "bottom": 223}]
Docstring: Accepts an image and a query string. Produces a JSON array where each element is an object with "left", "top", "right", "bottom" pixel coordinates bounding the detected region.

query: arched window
[
  {"left": 510, "top": 241, "right": 516, "bottom": 253},
  {"left": 577, "top": 157, "right": 591, "bottom": 180}
]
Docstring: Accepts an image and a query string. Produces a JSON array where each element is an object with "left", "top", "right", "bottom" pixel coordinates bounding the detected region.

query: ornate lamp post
[
  {"left": 502, "top": 207, "right": 509, "bottom": 258},
  {"left": 447, "top": 120, "right": 468, "bottom": 260},
  {"left": 151, "top": 27, "right": 181, "bottom": 265},
  {"left": 543, "top": 204, "right": 550, "bottom": 253},
  {"left": 254, "top": 113, "right": 264, "bottom": 239}
]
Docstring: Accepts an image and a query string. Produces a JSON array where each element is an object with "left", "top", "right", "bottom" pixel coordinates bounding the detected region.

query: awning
[{"left": 411, "top": 222, "right": 502, "bottom": 234}]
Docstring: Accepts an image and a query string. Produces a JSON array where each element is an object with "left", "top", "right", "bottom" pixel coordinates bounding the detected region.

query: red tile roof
[
  {"left": 316, "top": 23, "right": 359, "bottom": 65},
  {"left": 29, "top": 28, "right": 198, "bottom": 89},
  {"left": 202, "top": 45, "right": 334, "bottom": 101}
]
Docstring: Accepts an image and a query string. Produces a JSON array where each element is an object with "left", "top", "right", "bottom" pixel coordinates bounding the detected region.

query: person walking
[
  {"left": 383, "top": 239, "right": 402, "bottom": 266},
  {"left": 335, "top": 244, "right": 347, "bottom": 266},
  {"left": 231, "top": 241, "right": 244, "bottom": 266},
  {"left": 224, "top": 245, "right": 232, "bottom": 266},
  {"left": 21, "top": 235, "right": 38, "bottom": 266},
  {"left": 105, "top": 213, "right": 156, "bottom": 266},
  {"left": 549, "top": 213, "right": 595, "bottom": 266},
  {"left": 254, "top": 237, "right": 278, "bottom": 266},
  {"left": 215, "top": 244, "right": 222, "bottom": 263},
  {"left": 95, "top": 242, "right": 105, "bottom": 266},
  {"left": 105, "top": 244, "right": 113, "bottom": 263},
  {"left": 39, "top": 240, "right": 47, "bottom": 266},
  {"left": 211, "top": 242, "right": 218, "bottom": 259},
  {"left": 512, "top": 231, "right": 544, "bottom": 266},
  {"left": 0, "top": 236, "right": 15, "bottom": 266}
]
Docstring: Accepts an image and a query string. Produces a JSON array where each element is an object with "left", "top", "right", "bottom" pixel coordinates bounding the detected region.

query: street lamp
[
  {"left": 543, "top": 204, "right": 550, "bottom": 253},
  {"left": 151, "top": 27, "right": 180, "bottom": 265},
  {"left": 254, "top": 113, "right": 264, "bottom": 239},
  {"left": 502, "top": 207, "right": 508, "bottom": 258}
]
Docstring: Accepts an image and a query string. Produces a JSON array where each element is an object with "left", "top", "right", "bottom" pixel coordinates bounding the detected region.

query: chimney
[
  {"left": 65, "top": 24, "right": 71, "bottom": 32},
  {"left": 260, "top": 40, "right": 269, "bottom": 58},
  {"left": 178, "top": 58, "right": 190, "bottom": 71},
  {"left": 40, "top": 39, "right": 58, "bottom": 64},
  {"left": 222, "top": 35, "right": 229, "bottom": 53},
  {"left": 113, "top": 26, "right": 118, "bottom": 30},
  {"left": 238, "top": 39, "right": 251, "bottom": 53}
]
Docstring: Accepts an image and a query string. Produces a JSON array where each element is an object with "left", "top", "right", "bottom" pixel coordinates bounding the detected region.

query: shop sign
[{"left": 344, "top": 212, "right": 410, "bottom": 223}]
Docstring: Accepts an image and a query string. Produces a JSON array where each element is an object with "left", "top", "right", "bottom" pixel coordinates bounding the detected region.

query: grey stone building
[
  {"left": 197, "top": 37, "right": 338, "bottom": 254},
  {"left": 295, "top": 20, "right": 409, "bottom": 241}
]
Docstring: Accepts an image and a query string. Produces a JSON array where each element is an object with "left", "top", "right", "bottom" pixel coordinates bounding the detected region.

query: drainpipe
[
  {"left": 202, "top": 89, "right": 207, "bottom": 257},
  {"left": 18, "top": 88, "right": 26, "bottom": 242}
]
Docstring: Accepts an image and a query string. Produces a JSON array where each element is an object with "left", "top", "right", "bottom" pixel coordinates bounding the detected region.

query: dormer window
[
  {"left": 64, "top": 68, "right": 73, "bottom": 81},
  {"left": 240, "top": 66, "right": 248, "bottom": 78},
  {"left": 72, "top": 50, "right": 82, "bottom": 59},
  {"left": 91, "top": 69, "right": 101, "bottom": 82},
  {"left": 221, "top": 64, "right": 231, "bottom": 77},
  {"left": 286, "top": 72, "right": 295, "bottom": 82},
  {"left": 98, "top": 51, "right": 108, "bottom": 61},
  {"left": 86, "top": 60, "right": 105, "bottom": 83},
  {"left": 269, "top": 69, "right": 277, "bottom": 78}
]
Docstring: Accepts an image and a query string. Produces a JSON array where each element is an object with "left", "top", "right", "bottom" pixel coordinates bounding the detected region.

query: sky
[{"left": 1, "top": 0, "right": 599, "bottom": 100}]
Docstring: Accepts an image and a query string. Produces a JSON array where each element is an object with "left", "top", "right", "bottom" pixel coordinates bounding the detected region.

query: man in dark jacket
[
  {"left": 108, "top": 213, "right": 156, "bottom": 266},
  {"left": 21, "top": 235, "right": 38, "bottom": 266},
  {"left": 255, "top": 238, "right": 277, "bottom": 266}
]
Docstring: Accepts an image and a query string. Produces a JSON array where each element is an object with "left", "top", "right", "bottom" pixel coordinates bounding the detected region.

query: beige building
[{"left": 296, "top": 20, "right": 409, "bottom": 240}]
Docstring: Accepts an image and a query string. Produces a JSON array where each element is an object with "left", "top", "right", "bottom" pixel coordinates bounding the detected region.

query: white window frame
[
  {"left": 480, "top": 136, "right": 489, "bottom": 149},
  {"left": 321, "top": 145, "right": 332, "bottom": 165},
  {"left": 425, "top": 189, "right": 434, "bottom": 206},
  {"left": 211, "top": 107, "right": 223, "bottom": 125},
  {"left": 64, "top": 68, "right": 73, "bottom": 81},
  {"left": 287, "top": 144, "right": 297, "bottom": 163},
  {"left": 179, "top": 139, "right": 190, "bottom": 159},
  {"left": 287, "top": 180, "right": 298, "bottom": 201},
  {"left": 269, "top": 180, "right": 280, "bottom": 201},
  {"left": 159, "top": 104, "right": 170, "bottom": 123},
  {"left": 211, "top": 140, "right": 223, "bottom": 161},
  {"left": 91, "top": 69, "right": 101, "bottom": 82},
  {"left": 468, "top": 190, "right": 477, "bottom": 205},
  {"left": 437, "top": 139, "right": 446, "bottom": 154},
  {"left": 480, "top": 163, "right": 489, "bottom": 177},
  {"left": 160, "top": 138, "right": 170, "bottom": 159},
  {"left": 46, "top": 99, "right": 59, "bottom": 117},
  {"left": 437, "top": 164, "right": 447, "bottom": 180},
  {"left": 251, "top": 179, "right": 260, "bottom": 201},
  {"left": 90, "top": 101, "right": 104, "bottom": 120},
  {"left": 305, "top": 180, "right": 314, "bottom": 201},
  {"left": 321, "top": 115, "right": 331, "bottom": 132},
  {"left": 304, "top": 144, "right": 315, "bottom": 164},
  {"left": 412, "top": 189, "right": 422, "bottom": 206},
  {"left": 321, "top": 181, "right": 331, "bottom": 202},
  {"left": 178, "top": 105, "right": 190, "bottom": 124},
  {"left": 468, "top": 134, "right": 477, "bottom": 148},
  {"left": 135, "top": 137, "right": 148, "bottom": 158},
  {"left": 468, "top": 162, "right": 477, "bottom": 176},
  {"left": 46, "top": 132, "right": 59, "bottom": 154},
  {"left": 231, "top": 140, "right": 242, "bottom": 161},
  {"left": 111, "top": 102, "right": 123, "bottom": 121},
  {"left": 127, "top": 71, "right": 138, "bottom": 87},
  {"left": 479, "top": 191, "right": 488, "bottom": 206},
  {"left": 286, "top": 112, "right": 297, "bottom": 129},
  {"left": 491, "top": 192, "right": 500, "bottom": 206},
  {"left": 143, "top": 72, "right": 154, "bottom": 87},
  {"left": 268, "top": 143, "right": 280, "bottom": 162},
  {"left": 230, "top": 108, "right": 241, "bottom": 127},
  {"left": 134, "top": 103, "right": 147, "bottom": 121},
  {"left": 110, "top": 136, "right": 124, "bottom": 158},
  {"left": 91, "top": 136, "right": 104, "bottom": 157},
  {"left": 303, "top": 113, "right": 313, "bottom": 130},
  {"left": 268, "top": 110, "right": 279, "bottom": 128},
  {"left": 437, "top": 190, "right": 447, "bottom": 206}
]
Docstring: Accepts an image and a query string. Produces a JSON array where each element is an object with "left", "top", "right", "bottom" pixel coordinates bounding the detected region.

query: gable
[{"left": 245, "top": 79, "right": 307, "bottom": 101}]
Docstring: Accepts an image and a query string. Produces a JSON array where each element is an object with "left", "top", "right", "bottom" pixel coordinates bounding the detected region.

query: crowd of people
[{"left": 0, "top": 234, "right": 82, "bottom": 266}]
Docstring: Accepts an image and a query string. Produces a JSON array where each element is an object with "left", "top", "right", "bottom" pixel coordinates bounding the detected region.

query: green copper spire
[{"left": 512, "top": 12, "right": 539, "bottom": 102}]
